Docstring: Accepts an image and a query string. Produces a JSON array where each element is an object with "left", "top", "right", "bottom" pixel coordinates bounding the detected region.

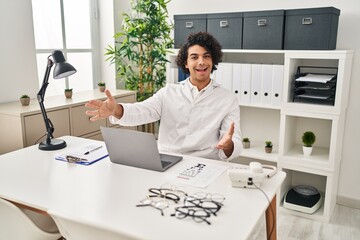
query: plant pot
[
  {"left": 99, "top": 86, "right": 106, "bottom": 92},
  {"left": 20, "top": 97, "right": 30, "bottom": 106},
  {"left": 303, "top": 146, "right": 313, "bottom": 157},
  {"left": 265, "top": 146, "right": 273, "bottom": 153},
  {"left": 242, "top": 141, "right": 250, "bottom": 149},
  {"left": 65, "top": 91, "right": 73, "bottom": 99}
]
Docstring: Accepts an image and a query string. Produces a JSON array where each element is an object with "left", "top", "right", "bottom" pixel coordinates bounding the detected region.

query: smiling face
[{"left": 185, "top": 45, "right": 213, "bottom": 90}]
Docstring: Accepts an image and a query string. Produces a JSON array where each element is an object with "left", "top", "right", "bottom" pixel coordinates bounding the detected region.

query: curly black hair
[{"left": 175, "top": 32, "right": 223, "bottom": 74}]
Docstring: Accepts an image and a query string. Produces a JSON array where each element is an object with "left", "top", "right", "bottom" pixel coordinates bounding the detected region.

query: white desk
[{"left": 0, "top": 136, "right": 285, "bottom": 240}]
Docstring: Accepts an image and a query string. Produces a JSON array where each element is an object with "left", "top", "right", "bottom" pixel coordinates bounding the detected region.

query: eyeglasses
[
  {"left": 148, "top": 185, "right": 188, "bottom": 204},
  {"left": 184, "top": 197, "right": 222, "bottom": 216},
  {"left": 190, "top": 192, "right": 225, "bottom": 204},
  {"left": 171, "top": 206, "right": 212, "bottom": 225},
  {"left": 136, "top": 197, "right": 169, "bottom": 216}
]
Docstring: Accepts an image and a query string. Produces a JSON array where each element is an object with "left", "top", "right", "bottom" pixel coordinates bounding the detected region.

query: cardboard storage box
[
  {"left": 174, "top": 14, "right": 207, "bottom": 48},
  {"left": 207, "top": 12, "right": 243, "bottom": 49},
  {"left": 242, "top": 10, "right": 285, "bottom": 50},
  {"left": 284, "top": 7, "right": 340, "bottom": 50}
]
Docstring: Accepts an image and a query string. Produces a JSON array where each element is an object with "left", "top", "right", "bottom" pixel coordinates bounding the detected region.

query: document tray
[{"left": 293, "top": 66, "right": 338, "bottom": 106}]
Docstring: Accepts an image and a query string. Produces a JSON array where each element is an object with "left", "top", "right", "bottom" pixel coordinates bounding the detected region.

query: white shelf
[{"left": 166, "top": 49, "right": 353, "bottom": 222}]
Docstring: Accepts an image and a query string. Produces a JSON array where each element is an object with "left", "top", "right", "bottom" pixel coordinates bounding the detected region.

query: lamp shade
[{"left": 52, "top": 50, "right": 77, "bottom": 79}]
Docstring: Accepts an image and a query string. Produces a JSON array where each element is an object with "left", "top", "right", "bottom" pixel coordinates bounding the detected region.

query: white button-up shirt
[{"left": 109, "top": 79, "right": 242, "bottom": 160}]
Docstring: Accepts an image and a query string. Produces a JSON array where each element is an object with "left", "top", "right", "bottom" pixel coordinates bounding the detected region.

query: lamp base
[{"left": 39, "top": 138, "right": 67, "bottom": 151}]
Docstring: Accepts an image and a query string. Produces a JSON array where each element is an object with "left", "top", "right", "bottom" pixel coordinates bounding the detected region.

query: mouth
[{"left": 196, "top": 67, "right": 208, "bottom": 73}]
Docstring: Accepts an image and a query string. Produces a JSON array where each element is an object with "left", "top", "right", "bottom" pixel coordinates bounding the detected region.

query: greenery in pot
[
  {"left": 97, "top": 82, "right": 106, "bottom": 87},
  {"left": 20, "top": 94, "right": 30, "bottom": 106},
  {"left": 105, "top": 0, "right": 174, "bottom": 102},
  {"left": 302, "top": 131, "right": 316, "bottom": 147},
  {"left": 265, "top": 141, "right": 273, "bottom": 153},
  {"left": 64, "top": 88, "right": 73, "bottom": 92},
  {"left": 242, "top": 137, "right": 250, "bottom": 149},
  {"left": 64, "top": 88, "right": 73, "bottom": 98}
]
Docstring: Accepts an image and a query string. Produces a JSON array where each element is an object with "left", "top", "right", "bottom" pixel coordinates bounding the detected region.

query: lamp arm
[{"left": 37, "top": 58, "right": 54, "bottom": 143}]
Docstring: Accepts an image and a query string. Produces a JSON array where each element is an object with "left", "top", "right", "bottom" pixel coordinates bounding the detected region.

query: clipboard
[{"left": 55, "top": 144, "right": 109, "bottom": 165}]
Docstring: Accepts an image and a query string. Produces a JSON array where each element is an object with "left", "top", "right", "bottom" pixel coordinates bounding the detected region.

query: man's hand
[
  {"left": 85, "top": 89, "right": 123, "bottom": 121},
  {"left": 216, "top": 122, "right": 235, "bottom": 157}
]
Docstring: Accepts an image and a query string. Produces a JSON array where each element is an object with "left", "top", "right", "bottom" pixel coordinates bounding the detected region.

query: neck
[{"left": 189, "top": 78, "right": 211, "bottom": 91}]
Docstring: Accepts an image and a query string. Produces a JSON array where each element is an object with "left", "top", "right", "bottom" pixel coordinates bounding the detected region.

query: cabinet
[
  {"left": 166, "top": 49, "right": 353, "bottom": 222},
  {"left": 0, "top": 89, "right": 136, "bottom": 154}
]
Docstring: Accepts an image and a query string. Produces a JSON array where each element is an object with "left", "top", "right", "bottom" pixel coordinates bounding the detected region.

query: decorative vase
[
  {"left": 20, "top": 97, "right": 30, "bottom": 106},
  {"left": 242, "top": 141, "right": 250, "bottom": 149},
  {"left": 265, "top": 146, "right": 273, "bottom": 153},
  {"left": 303, "top": 146, "right": 313, "bottom": 157},
  {"left": 65, "top": 91, "right": 73, "bottom": 99}
]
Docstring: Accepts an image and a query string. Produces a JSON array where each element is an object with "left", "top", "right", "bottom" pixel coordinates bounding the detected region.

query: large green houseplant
[{"left": 106, "top": 0, "right": 174, "bottom": 102}]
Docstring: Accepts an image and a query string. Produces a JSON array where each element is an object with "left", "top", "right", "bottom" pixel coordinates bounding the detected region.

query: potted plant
[
  {"left": 302, "top": 131, "right": 316, "bottom": 157},
  {"left": 105, "top": 0, "right": 173, "bottom": 102},
  {"left": 105, "top": 0, "right": 173, "bottom": 133},
  {"left": 98, "top": 82, "right": 106, "bottom": 92},
  {"left": 265, "top": 141, "right": 273, "bottom": 153},
  {"left": 20, "top": 94, "right": 30, "bottom": 106},
  {"left": 64, "top": 88, "right": 73, "bottom": 99},
  {"left": 242, "top": 137, "right": 250, "bottom": 149}
]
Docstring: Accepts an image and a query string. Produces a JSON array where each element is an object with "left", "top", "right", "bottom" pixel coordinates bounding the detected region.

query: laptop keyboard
[{"left": 161, "top": 161, "right": 172, "bottom": 168}]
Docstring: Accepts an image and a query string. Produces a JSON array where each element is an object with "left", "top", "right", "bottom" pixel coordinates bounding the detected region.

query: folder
[
  {"left": 261, "top": 64, "right": 273, "bottom": 105},
  {"left": 272, "top": 65, "right": 284, "bottom": 106},
  {"left": 216, "top": 63, "right": 233, "bottom": 91},
  {"left": 251, "top": 64, "right": 262, "bottom": 104},
  {"left": 232, "top": 63, "right": 242, "bottom": 104},
  {"left": 55, "top": 143, "right": 108, "bottom": 165},
  {"left": 240, "top": 64, "right": 251, "bottom": 104}
]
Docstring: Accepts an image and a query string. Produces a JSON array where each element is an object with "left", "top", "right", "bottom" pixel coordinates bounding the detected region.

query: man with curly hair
[{"left": 86, "top": 32, "right": 242, "bottom": 160}]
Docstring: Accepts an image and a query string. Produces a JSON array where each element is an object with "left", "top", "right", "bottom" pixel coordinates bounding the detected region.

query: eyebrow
[{"left": 188, "top": 51, "right": 211, "bottom": 57}]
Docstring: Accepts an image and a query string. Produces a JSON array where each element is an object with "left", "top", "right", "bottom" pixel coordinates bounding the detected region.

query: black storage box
[
  {"left": 207, "top": 12, "right": 243, "bottom": 49},
  {"left": 242, "top": 10, "right": 285, "bottom": 50},
  {"left": 174, "top": 14, "right": 207, "bottom": 48},
  {"left": 284, "top": 7, "right": 340, "bottom": 50}
]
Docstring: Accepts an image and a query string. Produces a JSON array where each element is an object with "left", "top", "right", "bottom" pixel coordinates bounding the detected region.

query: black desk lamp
[{"left": 37, "top": 50, "right": 76, "bottom": 150}]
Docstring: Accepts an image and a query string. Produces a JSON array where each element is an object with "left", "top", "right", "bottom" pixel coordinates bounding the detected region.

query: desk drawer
[
  {"left": 24, "top": 109, "right": 70, "bottom": 147},
  {"left": 71, "top": 105, "right": 106, "bottom": 137}
]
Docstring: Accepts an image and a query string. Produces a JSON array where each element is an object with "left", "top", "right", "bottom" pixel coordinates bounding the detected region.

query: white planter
[{"left": 303, "top": 146, "right": 313, "bottom": 157}]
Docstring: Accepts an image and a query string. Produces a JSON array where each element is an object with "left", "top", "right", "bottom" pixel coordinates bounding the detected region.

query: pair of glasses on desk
[
  {"left": 136, "top": 186, "right": 225, "bottom": 225},
  {"left": 65, "top": 155, "right": 87, "bottom": 163}
]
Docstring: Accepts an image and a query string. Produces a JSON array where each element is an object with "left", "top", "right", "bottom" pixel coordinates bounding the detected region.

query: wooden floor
[{"left": 249, "top": 204, "right": 360, "bottom": 240}]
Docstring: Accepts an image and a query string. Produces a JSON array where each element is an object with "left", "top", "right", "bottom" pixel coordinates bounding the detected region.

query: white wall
[
  {"left": 0, "top": 0, "right": 38, "bottom": 103},
  {"left": 0, "top": 0, "right": 358, "bottom": 205},
  {"left": 114, "top": 0, "right": 360, "bottom": 204}
]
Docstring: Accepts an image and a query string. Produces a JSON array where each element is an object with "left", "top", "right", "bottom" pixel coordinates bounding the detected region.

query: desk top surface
[{"left": 0, "top": 136, "right": 285, "bottom": 240}]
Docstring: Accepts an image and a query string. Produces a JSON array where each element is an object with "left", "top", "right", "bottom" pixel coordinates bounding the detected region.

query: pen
[{"left": 84, "top": 145, "right": 103, "bottom": 155}]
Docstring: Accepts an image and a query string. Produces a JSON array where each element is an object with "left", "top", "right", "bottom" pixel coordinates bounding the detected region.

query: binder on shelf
[
  {"left": 232, "top": 63, "right": 242, "bottom": 104},
  {"left": 261, "top": 64, "right": 273, "bottom": 105},
  {"left": 293, "top": 66, "right": 338, "bottom": 106},
  {"left": 216, "top": 62, "right": 233, "bottom": 91},
  {"left": 272, "top": 65, "right": 284, "bottom": 106},
  {"left": 178, "top": 68, "right": 190, "bottom": 82},
  {"left": 240, "top": 64, "right": 251, "bottom": 104},
  {"left": 251, "top": 64, "right": 262, "bottom": 104}
]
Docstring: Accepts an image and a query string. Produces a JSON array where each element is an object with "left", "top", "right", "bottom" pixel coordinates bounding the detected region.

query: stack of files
[
  {"left": 215, "top": 63, "right": 284, "bottom": 107},
  {"left": 55, "top": 143, "right": 108, "bottom": 165}
]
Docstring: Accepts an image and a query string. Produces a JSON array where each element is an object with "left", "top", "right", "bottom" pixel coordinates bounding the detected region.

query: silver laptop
[{"left": 100, "top": 126, "right": 183, "bottom": 172}]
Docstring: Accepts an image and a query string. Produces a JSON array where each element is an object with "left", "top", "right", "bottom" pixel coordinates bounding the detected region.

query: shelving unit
[{"left": 166, "top": 49, "right": 353, "bottom": 222}]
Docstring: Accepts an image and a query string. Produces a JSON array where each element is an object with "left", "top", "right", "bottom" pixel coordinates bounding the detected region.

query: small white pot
[{"left": 303, "top": 146, "right": 313, "bottom": 157}]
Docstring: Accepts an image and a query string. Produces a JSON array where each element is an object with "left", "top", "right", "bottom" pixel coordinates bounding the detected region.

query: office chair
[
  {"left": 48, "top": 210, "right": 135, "bottom": 240},
  {"left": 0, "top": 198, "right": 61, "bottom": 240}
]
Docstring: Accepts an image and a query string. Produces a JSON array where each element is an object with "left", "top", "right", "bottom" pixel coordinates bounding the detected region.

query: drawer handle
[
  {"left": 220, "top": 20, "right": 228, "bottom": 28},
  {"left": 302, "top": 17, "right": 312, "bottom": 25},
  {"left": 258, "top": 19, "right": 267, "bottom": 26},
  {"left": 185, "top": 22, "right": 193, "bottom": 28}
]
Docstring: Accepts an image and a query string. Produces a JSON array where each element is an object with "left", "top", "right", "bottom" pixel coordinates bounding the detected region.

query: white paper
[
  {"left": 55, "top": 143, "right": 108, "bottom": 165},
  {"left": 168, "top": 161, "right": 228, "bottom": 188},
  {"left": 296, "top": 74, "right": 335, "bottom": 83}
]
